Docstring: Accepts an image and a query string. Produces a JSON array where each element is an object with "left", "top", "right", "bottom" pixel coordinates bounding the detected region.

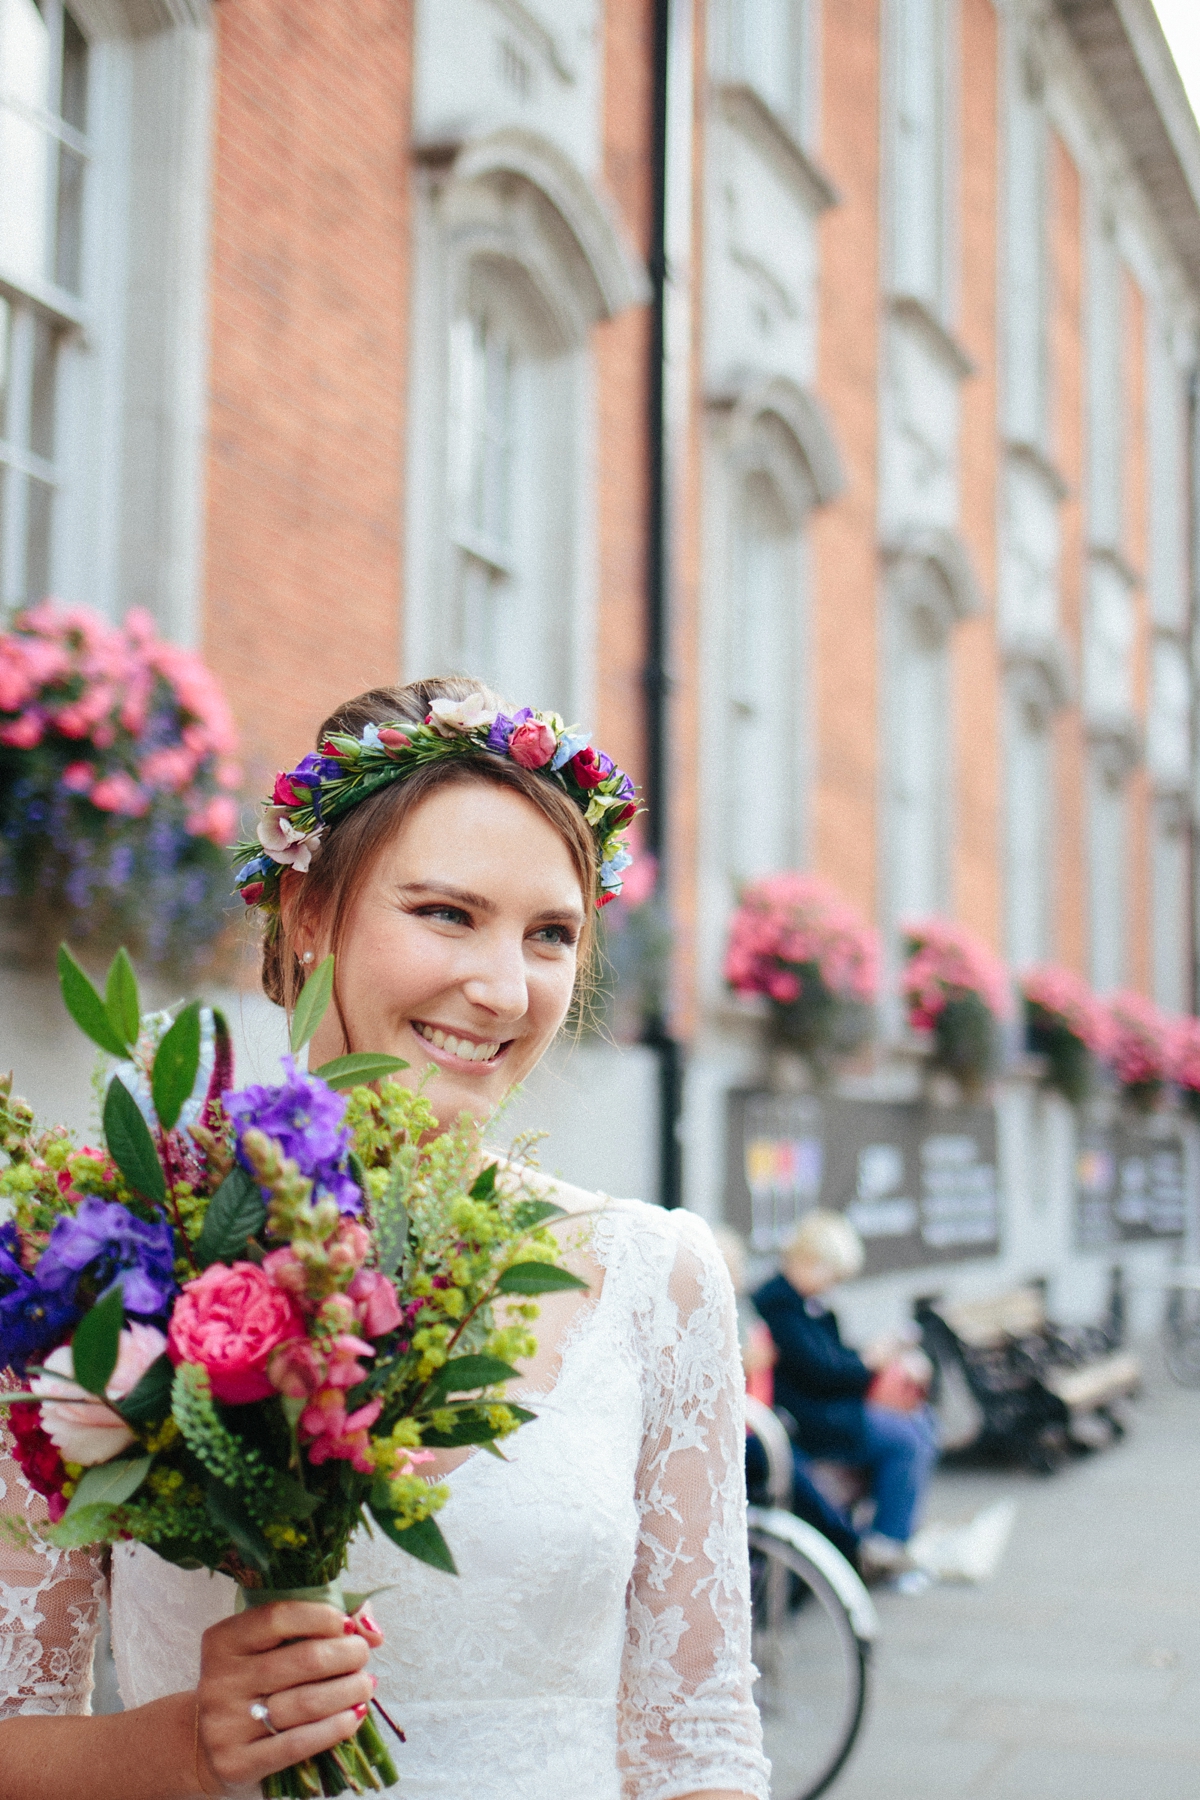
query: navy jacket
[{"left": 752, "top": 1272, "right": 872, "bottom": 1457}]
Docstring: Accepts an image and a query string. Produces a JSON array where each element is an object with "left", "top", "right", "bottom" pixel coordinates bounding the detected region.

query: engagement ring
[{"left": 249, "top": 1699, "right": 280, "bottom": 1736}]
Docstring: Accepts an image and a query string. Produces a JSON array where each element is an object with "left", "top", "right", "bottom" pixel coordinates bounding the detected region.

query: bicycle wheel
[
  {"left": 1164, "top": 1287, "right": 1200, "bottom": 1386},
  {"left": 748, "top": 1511, "right": 874, "bottom": 1800}
]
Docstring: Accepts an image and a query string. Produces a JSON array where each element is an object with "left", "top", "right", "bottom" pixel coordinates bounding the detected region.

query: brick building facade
[{"left": 4, "top": 0, "right": 1200, "bottom": 1323}]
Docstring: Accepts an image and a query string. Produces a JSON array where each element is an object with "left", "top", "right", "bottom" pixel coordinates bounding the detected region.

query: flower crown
[{"left": 233, "top": 692, "right": 640, "bottom": 915}]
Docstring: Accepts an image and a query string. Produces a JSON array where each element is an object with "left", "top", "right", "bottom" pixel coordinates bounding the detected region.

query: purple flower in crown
[
  {"left": 224, "top": 1059, "right": 362, "bottom": 1214},
  {"left": 486, "top": 709, "right": 528, "bottom": 753}
]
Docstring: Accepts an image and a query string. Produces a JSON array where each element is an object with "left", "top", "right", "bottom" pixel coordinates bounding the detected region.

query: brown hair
[{"left": 262, "top": 676, "right": 599, "bottom": 1034}]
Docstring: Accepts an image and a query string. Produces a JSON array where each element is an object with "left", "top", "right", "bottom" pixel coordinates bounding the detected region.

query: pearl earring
[{"left": 302, "top": 951, "right": 314, "bottom": 964}]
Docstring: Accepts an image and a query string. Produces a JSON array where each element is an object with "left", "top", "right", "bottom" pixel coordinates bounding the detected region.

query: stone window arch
[{"left": 406, "top": 129, "right": 645, "bottom": 719}]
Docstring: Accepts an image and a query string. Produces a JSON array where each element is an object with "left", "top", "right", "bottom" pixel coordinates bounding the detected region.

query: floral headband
[{"left": 233, "top": 692, "right": 640, "bottom": 915}]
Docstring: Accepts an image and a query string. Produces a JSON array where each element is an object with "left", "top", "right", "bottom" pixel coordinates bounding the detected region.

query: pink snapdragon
[
  {"left": 300, "top": 1389, "right": 383, "bottom": 1472},
  {"left": 725, "top": 872, "right": 881, "bottom": 1005},
  {"left": 901, "top": 919, "right": 1013, "bottom": 1028}
]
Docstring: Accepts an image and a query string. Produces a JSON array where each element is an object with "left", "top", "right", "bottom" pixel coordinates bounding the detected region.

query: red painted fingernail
[
  {"left": 343, "top": 1619, "right": 357, "bottom": 1635},
  {"left": 369, "top": 1673, "right": 378, "bottom": 1691},
  {"left": 352, "top": 1702, "right": 369, "bottom": 1720},
  {"left": 360, "top": 1610, "right": 379, "bottom": 1634}
]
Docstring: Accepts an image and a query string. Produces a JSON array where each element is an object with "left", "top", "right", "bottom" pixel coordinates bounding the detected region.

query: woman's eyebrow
[{"left": 397, "top": 881, "right": 496, "bottom": 912}]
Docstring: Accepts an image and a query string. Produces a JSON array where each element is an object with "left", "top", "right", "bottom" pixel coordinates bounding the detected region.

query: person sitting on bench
[{"left": 753, "top": 1210, "right": 937, "bottom": 1579}]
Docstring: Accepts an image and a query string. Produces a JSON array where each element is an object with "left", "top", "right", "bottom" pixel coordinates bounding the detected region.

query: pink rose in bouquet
[{"left": 167, "top": 1261, "right": 307, "bottom": 1403}]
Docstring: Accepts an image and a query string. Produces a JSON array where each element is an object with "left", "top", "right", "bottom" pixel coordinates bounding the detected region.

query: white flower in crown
[
  {"left": 258, "top": 806, "right": 325, "bottom": 871},
  {"left": 426, "top": 693, "right": 497, "bottom": 738}
]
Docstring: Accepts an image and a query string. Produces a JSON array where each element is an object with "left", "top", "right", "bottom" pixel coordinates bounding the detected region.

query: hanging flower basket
[
  {"left": 1171, "top": 1016, "right": 1200, "bottom": 1123},
  {"left": 1105, "top": 990, "right": 1170, "bottom": 1113},
  {"left": 0, "top": 603, "right": 241, "bottom": 969},
  {"left": 901, "top": 918, "right": 1012, "bottom": 1096},
  {"left": 724, "top": 872, "right": 880, "bottom": 1076},
  {"left": 1020, "top": 965, "right": 1115, "bottom": 1106}
]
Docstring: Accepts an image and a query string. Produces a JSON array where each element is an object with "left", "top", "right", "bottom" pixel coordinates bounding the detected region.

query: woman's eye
[
  {"left": 531, "top": 923, "right": 577, "bottom": 948},
  {"left": 414, "top": 904, "right": 471, "bottom": 926}
]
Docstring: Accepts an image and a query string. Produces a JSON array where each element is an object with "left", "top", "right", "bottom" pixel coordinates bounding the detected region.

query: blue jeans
[{"left": 842, "top": 1404, "right": 939, "bottom": 1543}]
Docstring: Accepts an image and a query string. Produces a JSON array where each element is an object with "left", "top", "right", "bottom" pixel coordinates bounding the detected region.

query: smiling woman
[{"left": 0, "top": 675, "right": 769, "bottom": 1800}]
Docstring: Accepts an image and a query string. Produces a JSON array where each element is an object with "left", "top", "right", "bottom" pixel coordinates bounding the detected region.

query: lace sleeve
[
  {"left": 1, "top": 1376, "right": 106, "bottom": 1718},
  {"left": 616, "top": 1211, "right": 771, "bottom": 1800}
]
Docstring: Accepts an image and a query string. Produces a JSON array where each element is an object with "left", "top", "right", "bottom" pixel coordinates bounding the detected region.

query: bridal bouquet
[{"left": 0, "top": 948, "right": 583, "bottom": 1797}]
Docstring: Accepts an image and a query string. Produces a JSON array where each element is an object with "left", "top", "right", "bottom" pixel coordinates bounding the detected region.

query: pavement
[{"left": 831, "top": 1353, "right": 1200, "bottom": 1800}]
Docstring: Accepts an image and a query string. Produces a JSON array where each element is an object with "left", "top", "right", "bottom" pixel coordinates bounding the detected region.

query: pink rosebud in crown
[
  {"left": 508, "top": 718, "right": 557, "bottom": 769},
  {"left": 378, "top": 728, "right": 412, "bottom": 751},
  {"left": 272, "top": 770, "right": 303, "bottom": 806}
]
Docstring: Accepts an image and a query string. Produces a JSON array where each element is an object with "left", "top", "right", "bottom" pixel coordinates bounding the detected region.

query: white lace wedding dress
[{"left": 1, "top": 1198, "right": 771, "bottom": 1800}]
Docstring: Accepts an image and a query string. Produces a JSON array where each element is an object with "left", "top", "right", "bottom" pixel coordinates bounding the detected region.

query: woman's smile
[{"left": 409, "top": 1019, "right": 512, "bottom": 1067}]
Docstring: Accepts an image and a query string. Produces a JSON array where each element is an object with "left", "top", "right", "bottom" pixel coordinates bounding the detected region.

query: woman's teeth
[{"left": 414, "top": 1022, "right": 501, "bottom": 1063}]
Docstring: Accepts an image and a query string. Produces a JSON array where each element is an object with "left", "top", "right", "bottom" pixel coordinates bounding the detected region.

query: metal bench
[{"left": 915, "top": 1285, "right": 1140, "bottom": 1473}]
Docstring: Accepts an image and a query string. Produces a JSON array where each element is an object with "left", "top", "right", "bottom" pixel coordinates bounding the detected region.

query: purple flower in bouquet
[
  {"left": 224, "top": 1059, "right": 362, "bottom": 1214},
  {"left": 0, "top": 1222, "right": 82, "bottom": 1376},
  {"left": 35, "top": 1198, "right": 178, "bottom": 1316}
]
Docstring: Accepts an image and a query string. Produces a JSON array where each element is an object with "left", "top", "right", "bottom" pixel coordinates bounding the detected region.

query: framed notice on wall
[
  {"left": 1075, "top": 1118, "right": 1187, "bottom": 1250},
  {"left": 725, "top": 1090, "right": 1001, "bottom": 1276}
]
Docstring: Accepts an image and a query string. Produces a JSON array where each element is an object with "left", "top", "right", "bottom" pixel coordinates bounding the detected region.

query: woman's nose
[{"left": 460, "top": 932, "right": 529, "bottom": 1021}]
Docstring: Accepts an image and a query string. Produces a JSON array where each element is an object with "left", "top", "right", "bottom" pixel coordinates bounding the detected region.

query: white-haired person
[{"left": 752, "top": 1211, "right": 937, "bottom": 1578}]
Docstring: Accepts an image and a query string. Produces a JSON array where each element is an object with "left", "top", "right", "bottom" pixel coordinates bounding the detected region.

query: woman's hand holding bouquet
[{"left": 0, "top": 947, "right": 586, "bottom": 1797}]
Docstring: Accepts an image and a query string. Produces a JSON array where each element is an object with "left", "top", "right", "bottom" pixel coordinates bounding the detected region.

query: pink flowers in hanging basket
[
  {"left": 1105, "top": 990, "right": 1171, "bottom": 1097},
  {"left": 1020, "top": 964, "right": 1116, "bottom": 1058},
  {"left": 724, "top": 872, "right": 880, "bottom": 1006},
  {"left": 0, "top": 602, "right": 243, "bottom": 964},
  {"left": 900, "top": 918, "right": 1013, "bottom": 1029}
]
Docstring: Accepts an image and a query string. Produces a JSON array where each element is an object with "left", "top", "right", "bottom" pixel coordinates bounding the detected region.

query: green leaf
[
  {"left": 424, "top": 1355, "right": 520, "bottom": 1402},
  {"left": 368, "top": 1506, "right": 457, "bottom": 1575},
  {"left": 312, "top": 1052, "right": 409, "bottom": 1091},
  {"left": 64, "top": 1454, "right": 152, "bottom": 1520},
  {"left": 115, "top": 1352, "right": 175, "bottom": 1426},
  {"left": 103, "top": 1077, "right": 167, "bottom": 1204},
  {"left": 151, "top": 1001, "right": 202, "bottom": 1131},
  {"left": 495, "top": 1261, "right": 590, "bottom": 1296},
  {"left": 194, "top": 1166, "right": 266, "bottom": 1268},
  {"left": 468, "top": 1162, "right": 498, "bottom": 1202},
  {"left": 290, "top": 953, "right": 335, "bottom": 1054},
  {"left": 511, "top": 1198, "right": 567, "bottom": 1231},
  {"left": 104, "top": 948, "right": 141, "bottom": 1050},
  {"left": 57, "top": 944, "right": 129, "bottom": 1059},
  {"left": 45, "top": 1503, "right": 123, "bottom": 1549},
  {"left": 416, "top": 1405, "right": 535, "bottom": 1448},
  {"left": 70, "top": 1286, "right": 125, "bottom": 1396},
  {"left": 204, "top": 1479, "right": 271, "bottom": 1575}
]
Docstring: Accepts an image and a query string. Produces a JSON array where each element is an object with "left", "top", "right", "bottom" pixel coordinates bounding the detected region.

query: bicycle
[
  {"left": 744, "top": 1397, "right": 878, "bottom": 1800},
  {"left": 1159, "top": 1266, "right": 1200, "bottom": 1386}
]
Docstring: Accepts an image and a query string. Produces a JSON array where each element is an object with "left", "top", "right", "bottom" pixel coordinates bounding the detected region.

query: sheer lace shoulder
[
  {"left": 0, "top": 1375, "right": 106, "bottom": 1718},
  {"left": 599, "top": 1203, "right": 771, "bottom": 1800}
]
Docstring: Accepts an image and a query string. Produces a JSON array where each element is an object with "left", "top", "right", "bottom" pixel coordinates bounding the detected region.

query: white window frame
[
  {"left": 886, "top": 0, "right": 953, "bottom": 319},
  {"left": 1003, "top": 30, "right": 1048, "bottom": 449},
  {"left": 0, "top": 0, "right": 91, "bottom": 611},
  {"left": 1087, "top": 752, "right": 1128, "bottom": 994},
  {"left": 884, "top": 574, "right": 953, "bottom": 930},
  {"left": 1003, "top": 670, "right": 1055, "bottom": 967},
  {"left": 718, "top": 0, "right": 818, "bottom": 150}
]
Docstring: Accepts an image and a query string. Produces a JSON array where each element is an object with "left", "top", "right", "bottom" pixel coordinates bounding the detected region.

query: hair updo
[{"left": 260, "top": 675, "right": 600, "bottom": 1015}]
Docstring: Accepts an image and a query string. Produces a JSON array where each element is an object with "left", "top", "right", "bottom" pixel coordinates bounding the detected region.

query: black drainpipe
[{"left": 642, "top": 0, "right": 683, "bottom": 1210}]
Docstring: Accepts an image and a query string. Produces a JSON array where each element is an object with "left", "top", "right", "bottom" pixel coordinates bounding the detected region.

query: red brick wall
[
  {"left": 203, "top": 0, "right": 413, "bottom": 793},
  {"left": 596, "top": 0, "right": 653, "bottom": 801},
  {"left": 954, "top": 0, "right": 1001, "bottom": 950},
  {"left": 1123, "top": 267, "right": 1151, "bottom": 994},
  {"left": 1050, "top": 135, "right": 1087, "bottom": 977},
  {"left": 812, "top": 0, "right": 881, "bottom": 923}
]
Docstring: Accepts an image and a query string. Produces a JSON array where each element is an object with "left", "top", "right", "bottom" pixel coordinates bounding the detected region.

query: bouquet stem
[{"left": 261, "top": 1710, "right": 398, "bottom": 1797}]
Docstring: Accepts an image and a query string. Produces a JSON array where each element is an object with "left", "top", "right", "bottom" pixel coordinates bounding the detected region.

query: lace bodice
[{"left": 2, "top": 1201, "right": 770, "bottom": 1800}]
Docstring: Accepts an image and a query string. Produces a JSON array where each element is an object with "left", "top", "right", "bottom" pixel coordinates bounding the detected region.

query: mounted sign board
[
  {"left": 1075, "top": 1118, "right": 1186, "bottom": 1250},
  {"left": 725, "top": 1090, "right": 1000, "bottom": 1276}
]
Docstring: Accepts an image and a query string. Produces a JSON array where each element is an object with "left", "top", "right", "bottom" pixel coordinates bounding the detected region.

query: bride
[{"left": 0, "top": 676, "right": 770, "bottom": 1800}]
